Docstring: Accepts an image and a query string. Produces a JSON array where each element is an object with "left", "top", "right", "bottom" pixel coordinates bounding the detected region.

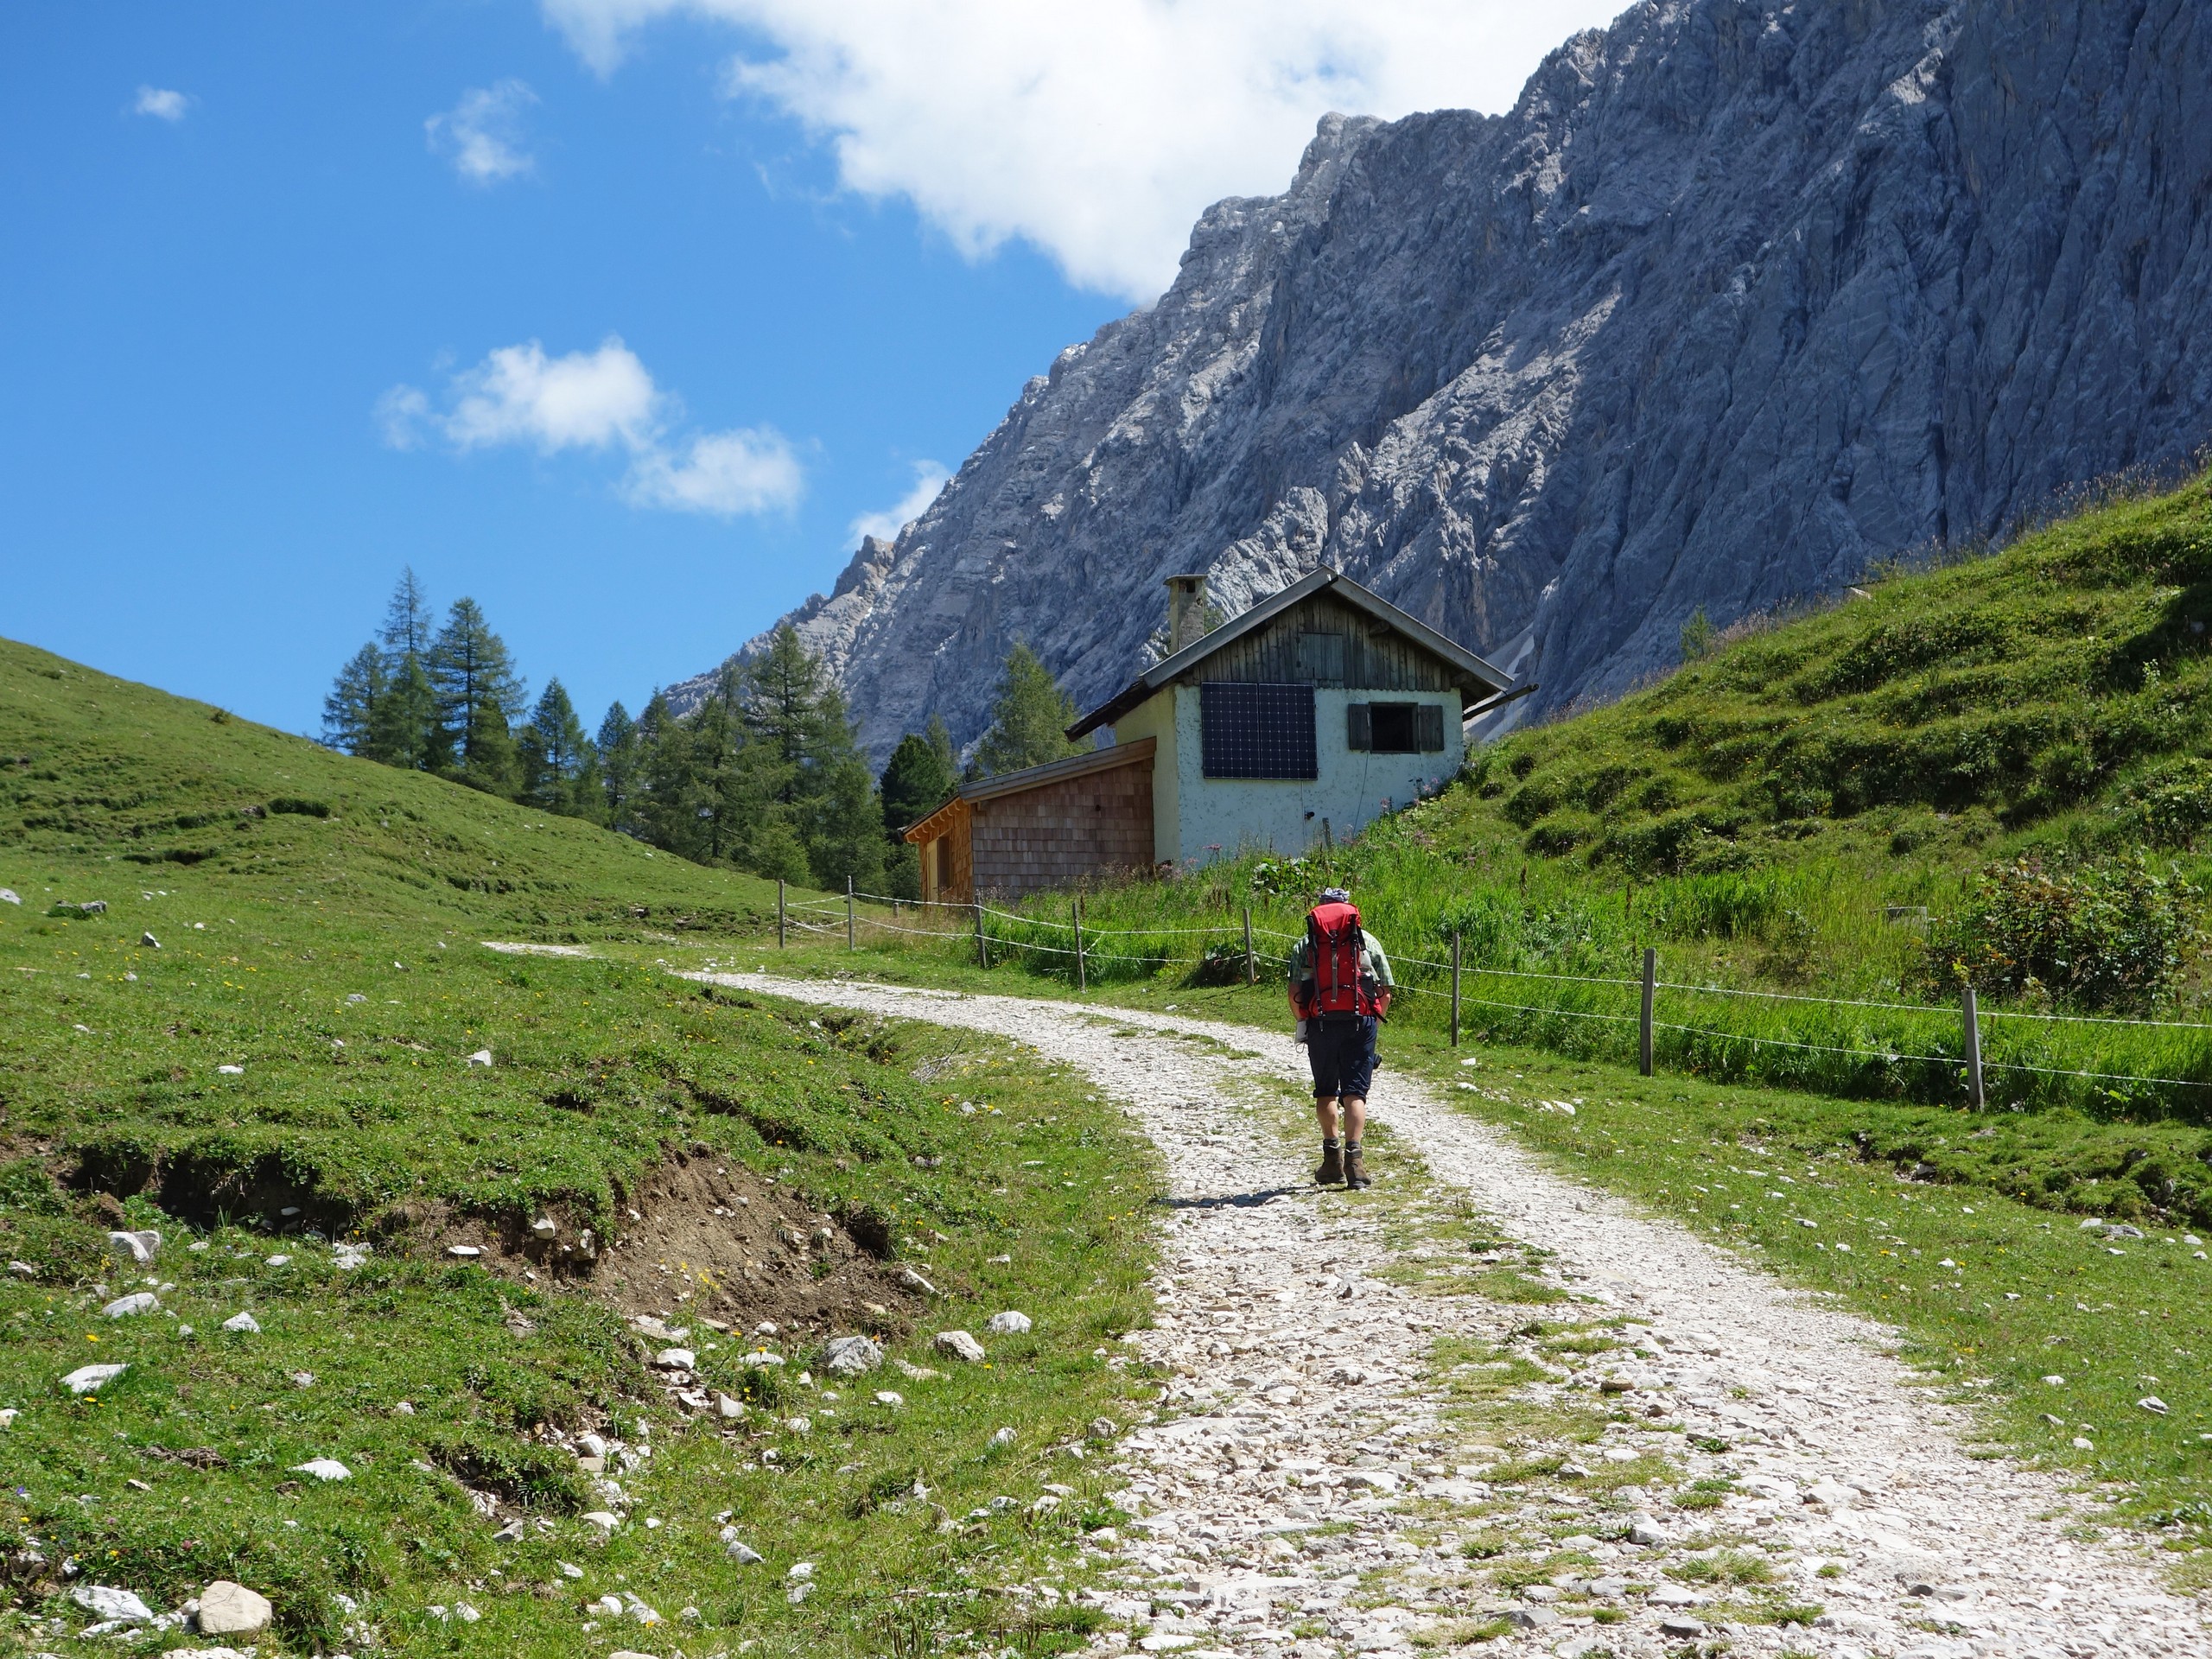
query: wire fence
[{"left": 755, "top": 880, "right": 2212, "bottom": 1115}]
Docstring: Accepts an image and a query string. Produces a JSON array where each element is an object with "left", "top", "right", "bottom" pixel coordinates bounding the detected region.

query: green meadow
[{"left": 0, "top": 638, "right": 1162, "bottom": 1656}]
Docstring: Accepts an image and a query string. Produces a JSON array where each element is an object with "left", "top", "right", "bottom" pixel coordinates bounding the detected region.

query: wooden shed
[{"left": 904, "top": 736, "right": 1156, "bottom": 905}]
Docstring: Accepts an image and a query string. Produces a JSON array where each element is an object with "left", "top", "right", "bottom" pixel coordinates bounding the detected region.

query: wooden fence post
[
  {"left": 846, "top": 877, "right": 855, "bottom": 950},
  {"left": 777, "top": 879, "right": 786, "bottom": 950},
  {"left": 1243, "top": 906, "right": 1255, "bottom": 986},
  {"left": 1451, "top": 930, "right": 1462, "bottom": 1049},
  {"left": 1639, "top": 947, "right": 1656, "bottom": 1077},
  {"left": 1963, "top": 984, "right": 1985, "bottom": 1110},
  {"left": 1073, "top": 900, "right": 1087, "bottom": 993},
  {"left": 975, "top": 899, "right": 988, "bottom": 969}
]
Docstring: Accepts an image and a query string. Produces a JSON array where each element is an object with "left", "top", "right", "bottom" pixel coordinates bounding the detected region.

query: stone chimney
[{"left": 1164, "top": 574, "right": 1209, "bottom": 654}]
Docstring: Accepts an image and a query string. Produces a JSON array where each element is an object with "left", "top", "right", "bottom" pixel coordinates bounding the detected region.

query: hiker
[{"left": 1288, "top": 886, "right": 1394, "bottom": 1188}]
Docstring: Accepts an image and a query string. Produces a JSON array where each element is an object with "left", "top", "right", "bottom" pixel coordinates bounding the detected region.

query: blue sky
[{"left": 0, "top": 1, "right": 1617, "bottom": 739}]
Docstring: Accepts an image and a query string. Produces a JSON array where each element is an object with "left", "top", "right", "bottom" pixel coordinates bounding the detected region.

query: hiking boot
[
  {"left": 1314, "top": 1142, "right": 1344, "bottom": 1185},
  {"left": 1344, "top": 1146, "right": 1372, "bottom": 1189}
]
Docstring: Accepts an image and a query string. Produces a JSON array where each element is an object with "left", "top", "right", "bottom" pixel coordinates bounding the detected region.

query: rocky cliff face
[{"left": 674, "top": 0, "right": 2212, "bottom": 760}]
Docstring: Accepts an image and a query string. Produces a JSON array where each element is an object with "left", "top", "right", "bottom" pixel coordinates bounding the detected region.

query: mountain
[{"left": 674, "top": 0, "right": 2212, "bottom": 760}]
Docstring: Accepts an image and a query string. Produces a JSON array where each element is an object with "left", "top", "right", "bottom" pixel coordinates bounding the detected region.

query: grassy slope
[{"left": 0, "top": 639, "right": 1161, "bottom": 1656}]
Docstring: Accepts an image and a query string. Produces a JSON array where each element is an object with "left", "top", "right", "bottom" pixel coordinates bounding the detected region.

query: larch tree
[
  {"left": 321, "top": 643, "right": 386, "bottom": 755},
  {"left": 596, "top": 701, "right": 639, "bottom": 832},
  {"left": 429, "top": 598, "right": 526, "bottom": 794},
  {"left": 974, "top": 642, "right": 1084, "bottom": 777},
  {"left": 519, "top": 678, "right": 598, "bottom": 818}
]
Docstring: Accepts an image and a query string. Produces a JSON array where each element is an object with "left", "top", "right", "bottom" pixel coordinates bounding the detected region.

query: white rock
[
  {"left": 715, "top": 1391, "right": 745, "bottom": 1420},
  {"left": 71, "top": 1585, "right": 153, "bottom": 1624},
  {"left": 582, "top": 1510, "right": 622, "bottom": 1531},
  {"left": 557, "top": 1560, "right": 585, "bottom": 1579},
  {"left": 991, "top": 1426, "right": 1017, "bottom": 1446},
  {"left": 1626, "top": 1515, "right": 1669, "bottom": 1546},
  {"left": 531, "top": 1216, "right": 557, "bottom": 1240},
  {"left": 101, "top": 1292, "right": 158, "bottom": 1319},
  {"left": 0, "top": 888, "right": 17, "bottom": 904},
  {"left": 874, "top": 1390, "right": 906, "bottom": 1407},
  {"left": 333, "top": 1243, "right": 371, "bottom": 1270},
  {"left": 653, "top": 1348, "right": 696, "bottom": 1370},
  {"left": 292, "top": 1458, "right": 351, "bottom": 1481},
  {"left": 106, "top": 1230, "right": 161, "bottom": 1265},
  {"left": 823, "top": 1333, "right": 884, "bottom": 1375},
  {"left": 2139, "top": 1395, "right": 2169, "bottom": 1414},
  {"left": 195, "top": 1580, "right": 274, "bottom": 1637},
  {"left": 467, "top": 1050, "right": 493, "bottom": 1067},
  {"left": 722, "top": 1532, "right": 764, "bottom": 1564},
  {"left": 62, "top": 1363, "right": 128, "bottom": 1395},
  {"left": 985, "top": 1310, "right": 1033, "bottom": 1334},
  {"left": 221, "top": 1312, "right": 261, "bottom": 1334},
  {"left": 264, "top": 1254, "right": 290, "bottom": 1266},
  {"left": 787, "top": 1560, "right": 816, "bottom": 1580},
  {"left": 1343, "top": 1469, "right": 1399, "bottom": 1491},
  {"left": 1806, "top": 1478, "right": 1857, "bottom": 1507},
  {"left": 934, "top": 1329, "right": 988, "bottom": 1363},
  {"left": 217, "top": 1065, "right": 245, "bottom": 1076},
  {"left": 899, "top": 1266, "right": 938, "bottom": 1294},
  {"left": 447, "top": 1244, "right": 483, "bottom": 1258},
  {"left": 577, "top": 1432, "right": 608, "bottom": 1458},
  {"left": 0, "top": 1408, "right": 17, "bottom": 1428}
]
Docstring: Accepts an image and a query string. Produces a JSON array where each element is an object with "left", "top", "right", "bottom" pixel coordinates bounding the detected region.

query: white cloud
[
  {"left": 628, "top": 429, "right": 804, "bottom": 515},
  {"left": 442, "top": 337, "right": 658, "bottom": 452},
  {"left": 133, "top": 86, "right": 190, "bottom": 122},
  {"left": 538, "top": 0, "right": 1630, "bottom": 299},
  {"left": 426, "top": 80, "right": 540, "bottom": 184},
  {"left": 380, "top": 335, "right": 801, "bottom": 517},
  {"left": 848, "top": 460, "right": 950, "bottom": 546}
]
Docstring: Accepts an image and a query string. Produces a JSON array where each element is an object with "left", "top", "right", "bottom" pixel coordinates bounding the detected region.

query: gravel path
[{"left": 700, "top": 973, "right": 2204, "bottom": 1659}]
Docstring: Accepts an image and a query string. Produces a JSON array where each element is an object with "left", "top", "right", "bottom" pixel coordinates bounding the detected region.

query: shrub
[
  {"left": 1923, "top": 855, "right": 2201, "bottom": 1011},
  {"left": 1680, "top": 608, "right": 1716, "bottom": 662},
  {"left": 2113, "top": 758, "right": 2212, "bottom": 848}
]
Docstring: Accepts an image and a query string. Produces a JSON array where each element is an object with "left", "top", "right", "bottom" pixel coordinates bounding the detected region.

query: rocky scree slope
[{"left": 677, "top": 0, "right": 2212, "bottom": 760}]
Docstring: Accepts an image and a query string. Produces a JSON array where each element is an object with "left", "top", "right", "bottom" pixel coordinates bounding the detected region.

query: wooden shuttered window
[{"left": 1347, "top": 701, "right": 1447, "bottom": 753}]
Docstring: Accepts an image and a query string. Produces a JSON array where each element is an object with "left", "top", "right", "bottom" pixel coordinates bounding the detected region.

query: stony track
[{"left": 700, "top": 974, "right": 2205, "bottom": 1659}]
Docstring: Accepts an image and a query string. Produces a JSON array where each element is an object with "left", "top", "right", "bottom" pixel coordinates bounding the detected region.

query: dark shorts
[{"left": 1307, "top": 1015, "right": 1378, "bottom": 1099}]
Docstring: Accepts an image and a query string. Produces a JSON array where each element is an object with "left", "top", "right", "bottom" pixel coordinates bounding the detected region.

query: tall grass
[{"left": 843, "top": 818, "right": 2212, "bottom": 1122}]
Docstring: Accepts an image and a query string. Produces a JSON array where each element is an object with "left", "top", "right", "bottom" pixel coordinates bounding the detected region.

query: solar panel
[{"left": 1200, "top": 683, "right": 1317, "bottom": 779}]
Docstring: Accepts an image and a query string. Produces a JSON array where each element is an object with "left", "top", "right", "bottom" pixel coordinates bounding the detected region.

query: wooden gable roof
[{"left": 1066, "top": 566, "right": 1516, "bottom": 740}]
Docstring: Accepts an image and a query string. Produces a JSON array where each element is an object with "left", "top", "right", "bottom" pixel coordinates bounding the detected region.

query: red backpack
[{"left": 1301, "top": 900, "right": 1378, "bottom": 1020}]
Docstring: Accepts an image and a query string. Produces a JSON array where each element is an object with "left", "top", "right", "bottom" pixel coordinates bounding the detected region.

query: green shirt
[{"left": 1287, "top": 926, "right": 1394, "bottom": 989}]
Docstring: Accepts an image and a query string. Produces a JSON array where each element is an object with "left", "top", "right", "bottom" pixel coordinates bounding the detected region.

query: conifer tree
[
  {"left": 321, "top": 643, "right": 386, "bottom": 754},
  {"left": 379, "top": 567, "right": 435, "bottom": 663},
  {"left": 878, "top": 715, "right": 957, "bottom": 899},
  {"left": 596, "top": 701, "right": 639, "bottom": 831},
  {"left": 365, "top": 655, "right": 449, "bottom": 772},
  {"left": 519, "top": 678, "right": 598, "bottom": 818},
  {"left": 429, "top": 598, "right": 526, "bottom": 794},
  {"left": 975, "top": 642, "right": 1084, "bottom": 776},
  {"left": 805, "top": 752, "right": 886, "bottom": 894},
  {"left": 743, "top": 626, "right": 839, "bottom": 804},
  {"left": 630, "top": 691, "right": 696, "bottom": 855},
  {"left": 880, "top": 718, "right": 959, "bottom": 835}
]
